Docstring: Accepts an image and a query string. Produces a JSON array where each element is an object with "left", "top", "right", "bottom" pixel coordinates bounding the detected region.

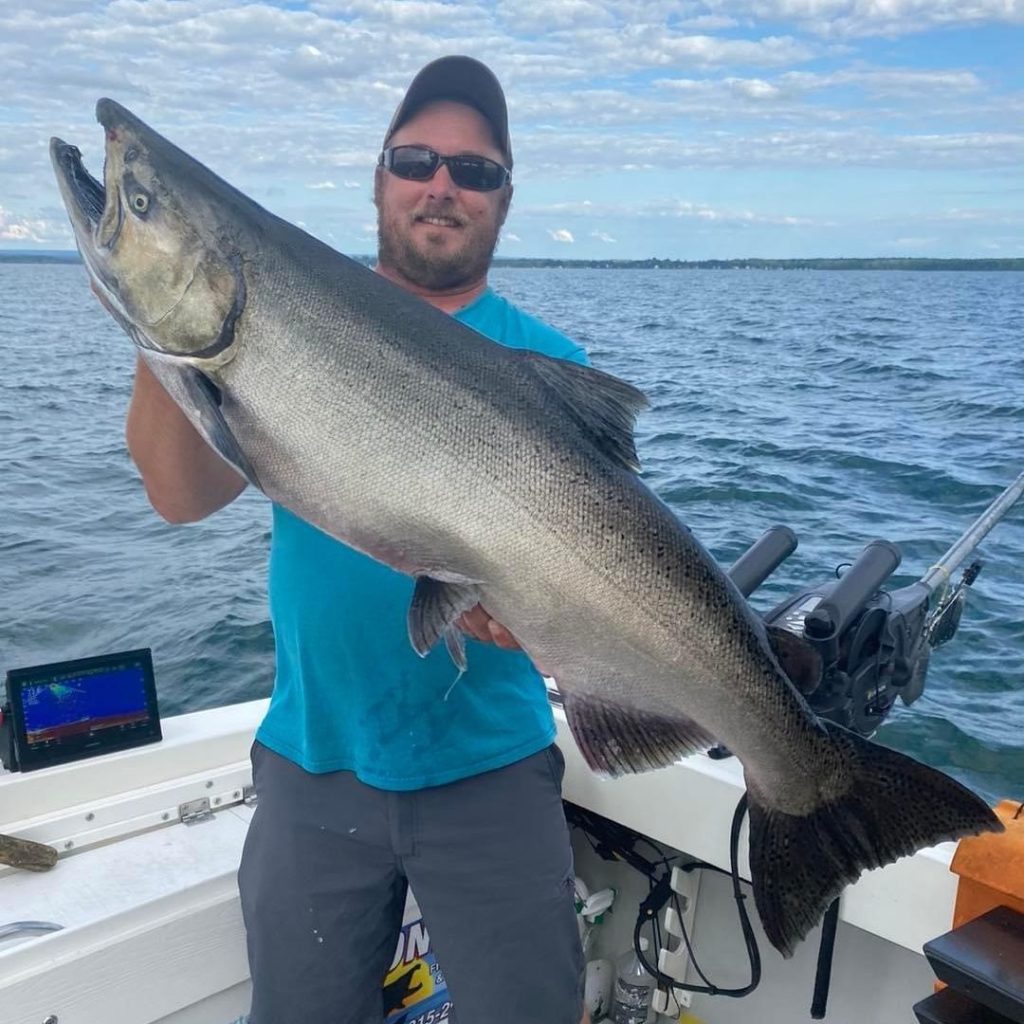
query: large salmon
[{"left": 51, "top": 100, "right": 1001, "bottom": 956}]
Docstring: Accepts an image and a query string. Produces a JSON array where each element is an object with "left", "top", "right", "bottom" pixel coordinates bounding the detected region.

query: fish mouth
[
  {"left": 50, "top": 129, "right": 135, "bottom": 330},
  {"left": 50, "top": 138, "right": 107, "bottom": 234},
  {"left": 50, "top": 100, "right": 147, "bottom": 250}
]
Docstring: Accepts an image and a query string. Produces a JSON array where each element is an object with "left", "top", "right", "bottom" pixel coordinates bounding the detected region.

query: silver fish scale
[{"left": 212, "top": 246, "right": 836, "bottom": 806}]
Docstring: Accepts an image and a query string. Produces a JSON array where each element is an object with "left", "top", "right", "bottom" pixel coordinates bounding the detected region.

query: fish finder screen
[
  {"left": 21, "top": 664, "right": 150, "bottom": 747},
  {"left": 6, "top": 649, "right": 161, "bottom": 769}
]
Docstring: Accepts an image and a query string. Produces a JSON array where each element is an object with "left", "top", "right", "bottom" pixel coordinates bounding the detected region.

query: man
[{"left": 126, "top": 56, "right": 589, "bottom": 1023}]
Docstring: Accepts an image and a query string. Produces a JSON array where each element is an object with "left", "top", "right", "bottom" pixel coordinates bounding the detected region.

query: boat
[
  {"left": 2, "top": 691, "right": 1022, "bottom": 1024},
  {"left": 3, "top": 477, "right": 1023, "bottom": 1024}
]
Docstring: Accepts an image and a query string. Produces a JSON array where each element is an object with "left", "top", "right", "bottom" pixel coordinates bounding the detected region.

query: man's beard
[{"left": 378, "top": 209, "right": 501, "bottom": 291}]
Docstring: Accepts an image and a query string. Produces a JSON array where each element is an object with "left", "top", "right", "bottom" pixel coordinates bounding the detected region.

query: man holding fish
[
  {"left": 52, "top": 46, "right": 999, "bottom": 1024},
  {"left": 123, "top": 56, "right": 593, "bottom": 1024}
]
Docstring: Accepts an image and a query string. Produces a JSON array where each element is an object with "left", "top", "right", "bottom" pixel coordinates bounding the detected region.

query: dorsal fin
[{"left": 525, "top": 353, "right": 648, "bottom": 472}]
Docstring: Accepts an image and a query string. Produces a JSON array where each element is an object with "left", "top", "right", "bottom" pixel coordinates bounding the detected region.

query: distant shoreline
[
  {"left": 2, "top": 250, "right": 1021, "bottom": 271},
  {"left": 492, "top": 257, "right": 1024, "bottom": 271}
]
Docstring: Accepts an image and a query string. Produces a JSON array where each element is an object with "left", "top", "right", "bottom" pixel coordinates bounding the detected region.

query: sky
[{"left": 1, "top": 0, "right": 1022, "bottom": 260}]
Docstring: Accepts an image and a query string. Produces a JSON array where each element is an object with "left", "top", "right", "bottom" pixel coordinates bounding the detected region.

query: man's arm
[{"left": 126, "top": 355, "right": 247, "bottom": 524}]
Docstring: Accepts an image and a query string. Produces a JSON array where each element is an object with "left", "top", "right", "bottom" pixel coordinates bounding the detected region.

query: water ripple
[{"left": 2, "top": 263, "right": 1022, "bottom": 802}]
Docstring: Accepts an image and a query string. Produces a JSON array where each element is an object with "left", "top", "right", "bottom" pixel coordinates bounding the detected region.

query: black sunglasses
[{"left": 379, "top": 145, "right": 511, "bottom": 192}]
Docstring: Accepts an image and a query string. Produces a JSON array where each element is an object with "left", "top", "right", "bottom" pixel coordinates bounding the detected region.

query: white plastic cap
[{"left": 582, "top": 887, "right": 615, "bottom": 921}]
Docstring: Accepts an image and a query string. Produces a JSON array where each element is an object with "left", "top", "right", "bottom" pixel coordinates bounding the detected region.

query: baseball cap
[{"left": 383, "top": 55, "right": 513, "bottom": 169}]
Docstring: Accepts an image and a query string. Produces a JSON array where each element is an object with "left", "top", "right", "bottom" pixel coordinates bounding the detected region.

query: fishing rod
[
  {"left": 921, "top": 469, "right": 1024, "bottom": 597},
  {"left": 921, "top": 469, "right": 1024, "bottom": 650}
]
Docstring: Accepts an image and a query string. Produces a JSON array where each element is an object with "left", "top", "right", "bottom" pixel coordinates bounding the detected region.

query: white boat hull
[{"left": 1, "top": 697, "right": 953, "bottom": 1024}]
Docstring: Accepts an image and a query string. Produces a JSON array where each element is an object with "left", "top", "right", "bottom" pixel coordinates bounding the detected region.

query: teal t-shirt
[{"left": 256, "top": 287, "right": 588, "bottom": 789}]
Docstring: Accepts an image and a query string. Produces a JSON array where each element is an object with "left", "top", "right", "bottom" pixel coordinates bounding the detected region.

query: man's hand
[
  {"left": 456, "top": 605, "right": 553, "bottom": 677},
  {"left": 456, "top": 604, "right": 521, "bottom": 650}
]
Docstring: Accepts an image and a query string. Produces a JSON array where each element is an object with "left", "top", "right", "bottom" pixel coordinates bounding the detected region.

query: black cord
[
  {"left": 672, "top": 891, "right": 715, "bottom": 990},
  {"left": 566, "top": 795, "right": 760, "bottom": 1001},
  {"left": 634, "top": 792, "right": 761, "bottom": 999}
]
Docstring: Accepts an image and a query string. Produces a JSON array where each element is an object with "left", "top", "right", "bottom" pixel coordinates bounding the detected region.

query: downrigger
[{"left": 728, "top": 468, "right": 1024, "bottom": 740}]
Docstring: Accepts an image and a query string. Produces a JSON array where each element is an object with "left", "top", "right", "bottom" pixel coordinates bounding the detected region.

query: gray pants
[{"left": 238, "top": 741, "right": 585, "bottom": 1024}]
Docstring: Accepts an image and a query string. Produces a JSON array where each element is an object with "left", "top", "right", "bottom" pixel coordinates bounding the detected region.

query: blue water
[{"left": 1, "top": 263, "right": 1022, "bottom": 802}]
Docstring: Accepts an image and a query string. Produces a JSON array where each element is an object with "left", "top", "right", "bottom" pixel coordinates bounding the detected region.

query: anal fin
[{"left": 562, "top": 691, "right": 715, "bottom": 777}]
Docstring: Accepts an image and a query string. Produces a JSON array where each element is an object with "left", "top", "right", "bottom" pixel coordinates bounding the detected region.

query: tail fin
[{"left": 747, "top": 721, "right": 1003, "bottom": 957}]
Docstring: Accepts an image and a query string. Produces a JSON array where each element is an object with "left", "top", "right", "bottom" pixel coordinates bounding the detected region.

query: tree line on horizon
[{"left": 2, "top": 251, "right": 1022, "bottom": 271}]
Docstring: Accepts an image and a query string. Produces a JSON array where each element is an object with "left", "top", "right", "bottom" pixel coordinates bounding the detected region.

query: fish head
[{"left": 50, "top": 99, "right": 246, "bottom": 364}]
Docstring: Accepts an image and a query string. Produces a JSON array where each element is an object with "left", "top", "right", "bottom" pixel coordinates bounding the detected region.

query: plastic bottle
[{"left": 609, "top": 936, "right": 656, "bottom": 1024}]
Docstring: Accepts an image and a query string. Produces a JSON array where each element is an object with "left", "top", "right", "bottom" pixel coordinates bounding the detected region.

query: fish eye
[
  {"left": 125, "top": 147, "right": 138, "bottom": 163},
  {"left": 131, "top": 192, "right": 150, "bottom": 214}
]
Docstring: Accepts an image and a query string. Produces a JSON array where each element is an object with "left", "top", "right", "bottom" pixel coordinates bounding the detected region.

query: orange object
[{"left": 950, "top": 799, "right": 1024, "bottom": 929}]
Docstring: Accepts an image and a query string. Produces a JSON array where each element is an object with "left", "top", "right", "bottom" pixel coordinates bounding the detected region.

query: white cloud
[
  {"left": 591, "top": 230, "right": 616, "bottom": 242},
  {"left": 0, "top": 205, "right": 66, "bottom": 243},
  {"left": 277, "top": 40, "right": 376, "bottom": 82},
  {"left": 651, "top": 66, "right": 984, "bottom": 115},
  {"left": 524, "top": 197, "right": 820, "bottom": 227},
  {"left": 728, "top": 77, "right": 781, "bottom": 100},
  {"left": 504, "top": 232, "right": 522, "bottom": 242},
  {"left": 523, "top": 124, "right": 1024, "bottom": 174},
  {"left": 930, "top": 206, "right": 1024, "bottom": 224},
  {"left": 779, "top": 67, "right": 983, "bottom": 96},
  {"left": 548, "top": 228, "right": 575, "bottom": 243},
  {"left": 311, "top": 0, "right": 461, "bottom": 28},
  {"left": 496, "top": 0, "right": 614, "bottom": 33},
  {"left": 677, "top": 14, "right": 740, "bottom": 30},
  {"left": 699, "top": 0, "right": 1024, "bottom": 38},
  {"left": 654, "top": 32, "right": 813, "bottom": 68},
  {"left": 652, "top": 199, "right": 818, "bottom": 226},
  {"left": 1, "top": 0, "right": 1021, "bottom": 258}
]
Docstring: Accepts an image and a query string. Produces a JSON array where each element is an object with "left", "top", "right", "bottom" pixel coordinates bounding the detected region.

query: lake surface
[{"left": 1, "top": 263, "right": 1021, "bottom": 802}]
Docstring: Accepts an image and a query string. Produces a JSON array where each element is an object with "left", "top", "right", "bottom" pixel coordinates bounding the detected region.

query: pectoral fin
[
  {"left": 407, "top": 575, "right": 482, "bottom": 671},
  {"left": 145, "top": 355, "right": 261, "bottom": 489},
  {"left": 185, "top": 368, "right": 262, "bottom": 488}
]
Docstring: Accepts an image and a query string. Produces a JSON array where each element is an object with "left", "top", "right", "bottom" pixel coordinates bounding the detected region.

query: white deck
[{"left": 0, "top": 697, "right": 955, "bottom": 1024}]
